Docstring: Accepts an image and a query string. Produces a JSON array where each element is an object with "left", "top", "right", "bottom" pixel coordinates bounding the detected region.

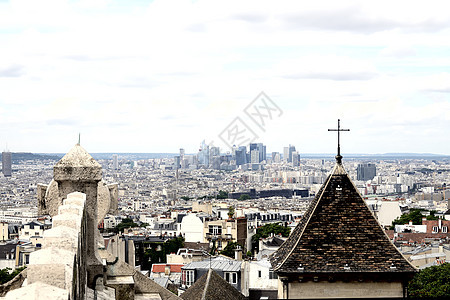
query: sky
[{"left": 0, "top": 0, "right": 449, "bottom": 155}]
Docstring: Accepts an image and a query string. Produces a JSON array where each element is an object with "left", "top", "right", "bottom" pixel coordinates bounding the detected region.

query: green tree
[
  {"left": 251, "top": 223, "right": 291, "bottom": 253},
  {"left": 220, "top": 242, "right": 239, "bottom": 258},
  {"left": 227, "top": 206, "right": 235, "bottom": 219},
  {"left": 238, "top": 194, "right": 250, "bottom": 201},
  {"left": 426, "top": 211, "right": 439, "bottom": 221},
  {"left": 216, "top": 190, "right": 228, "bottom": 199},
  {"left": 142, "top": 236, "right": 185, "bottom": 270},
  {"left": 115, "top": 218, "right": 139, "bottom": 233},
  {"left": 0, "top": 267, "right": 26, "bottom": 284},
  {"left": 408, "top": 263, "right": 450, "bottom": 298},
  {"left": 390, "top": 209, "right": 424, "bottom": 229}
]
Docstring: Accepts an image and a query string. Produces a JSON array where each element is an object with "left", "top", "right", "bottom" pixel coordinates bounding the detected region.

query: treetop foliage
[
  {"left": 251, "top": 222, "right": 291, "bottom": 242},
  {"left": 408, "top": 263, "right": 450, "bottom": 298},
  {"left": 390, "top": 209, "right": 439, "bottom": 229}
]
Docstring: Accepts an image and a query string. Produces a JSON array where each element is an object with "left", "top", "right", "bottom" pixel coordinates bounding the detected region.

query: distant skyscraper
[
  {"left": 292, "top": 151, "right": 300, "bottom": 167},
  {"left": 250, "top": 150, "right": 260, "bottom": 164},
  {"left": 198, "top": 140, "right": 210, "bottom": 166},
  {"left": 357, "top": 163, "right": 376, "bottom": 181},
  {"left": 283, "top": 147, "right": 289, "bottom": 161},
  {"left": 1, "top": 151, "right": 12, "bottom": 177},
  {"left": 235, "top": 149, "right": 246, "bottom": 165},
  {"left": 112, "top": 154, "right": 119, "bottom": 170},
  {"left": 262, "top": 145, "right": 267, "bottom": 162},
  {"left": 174, "top": 155, "right": 181, "bottom": 169},
  {"left": 180, "top": 148, "right": 186, "bottom": 169},
  {"left": 288, "top": 144, "right": 296, "bottom": 163}
]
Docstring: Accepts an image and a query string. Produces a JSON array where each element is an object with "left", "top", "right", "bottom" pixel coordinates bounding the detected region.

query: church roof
[
  {"left": 180, "top": 269, "right": 245, "bottom": 300},
  {"left": 270, "top": 162, "right": 416, "bottom": 274}
]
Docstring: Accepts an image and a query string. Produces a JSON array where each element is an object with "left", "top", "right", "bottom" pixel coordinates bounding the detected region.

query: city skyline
[{"left": 0, "top": 0, "right": 449, "bottom": 154}]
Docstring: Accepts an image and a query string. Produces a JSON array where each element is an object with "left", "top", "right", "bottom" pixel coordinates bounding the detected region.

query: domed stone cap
[{"left": 54, "top": 144, "right": 102, "bottom": 181}]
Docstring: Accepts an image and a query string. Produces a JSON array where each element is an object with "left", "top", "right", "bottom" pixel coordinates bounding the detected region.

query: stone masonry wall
[{"left": 4, "top": 192, "right": 88, "bottom": 299}]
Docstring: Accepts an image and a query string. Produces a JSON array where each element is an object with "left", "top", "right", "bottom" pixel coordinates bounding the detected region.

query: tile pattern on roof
[{"left": 270, "top": 163, "right": 416, "bottom": 274}]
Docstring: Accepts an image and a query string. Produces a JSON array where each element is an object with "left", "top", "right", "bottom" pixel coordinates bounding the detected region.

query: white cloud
[{"left": 0, "top": 0, "right": 449, "bottom": 154}]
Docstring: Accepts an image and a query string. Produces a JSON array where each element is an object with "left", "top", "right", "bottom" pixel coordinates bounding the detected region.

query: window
[
  {"left": 35, "top": 232, "right": 40, "bottom": 236},
  {"left": 24, "top": 231, "right": 29, "bottom": 235},
  {"left": 269, "top": 269, "right": 278, "bottom": 279},
  {"left": 443, "top": 226, "right": 448, "bottom": 233},
  {"left": 209, "top": 225, "right": 222, "bottom": 235},
  {"left": 225, "top": 272, "right": 237, "bottom": 284},
  {"left": 182, "top": 270, "right": 195, "bottom": 287},
  {"left": 432, "top": 226, "right": 439, "bottom": 233},
  {"left": 258, "top": 270, "right": 262, "bottom": 278}
]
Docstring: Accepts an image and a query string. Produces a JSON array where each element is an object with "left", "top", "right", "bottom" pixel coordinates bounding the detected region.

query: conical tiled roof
[
  {"left": 180, "top": 269, "right": 245, "bottom": 300},
  {"left": 270, "top": 162, "right": 416, "bottom": 274}
]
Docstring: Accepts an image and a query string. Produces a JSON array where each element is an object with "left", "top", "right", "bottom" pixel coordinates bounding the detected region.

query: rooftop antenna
[{"left": 328, "top": 119, "right": 350, "bottom": 164}]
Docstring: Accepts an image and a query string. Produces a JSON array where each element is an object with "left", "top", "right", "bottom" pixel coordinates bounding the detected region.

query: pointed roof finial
[
  {"left": 78, "top": 133, "right": 81, "bottom": 145},
  {"left": 328, "top": 119, "right": 350, "bottom": 164}
]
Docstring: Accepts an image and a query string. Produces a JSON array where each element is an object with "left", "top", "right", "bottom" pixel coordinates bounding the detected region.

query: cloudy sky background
[{"left": 1, "top": 0, "right": 449, "bottom": 155}]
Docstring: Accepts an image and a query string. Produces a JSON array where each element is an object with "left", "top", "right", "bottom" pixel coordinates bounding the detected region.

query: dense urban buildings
[{"left": 0, "top": 142, "right": 449, "bottom": 298}]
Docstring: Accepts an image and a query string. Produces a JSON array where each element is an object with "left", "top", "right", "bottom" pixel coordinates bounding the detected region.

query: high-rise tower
[{"left": 1, "top": 151, "right": 12, "bottom": 177}]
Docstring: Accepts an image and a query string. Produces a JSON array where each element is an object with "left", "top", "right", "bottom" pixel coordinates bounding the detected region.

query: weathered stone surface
[
  {"left": 3, "top": 282, "right": 68, "bottom": 300},
  {"left": 37, "top": 183, "right": 48, "bottom": 214},
  {"left": 100, "top": 250, "right": 181, "bottom": 300},
  {"left": 43, "top": 226, "right": 79, "bottom": 252},
  {"left": 58, "top": 203, "right": 83, "bottom": 216},
  {"left": 65, "top": 191, "right": 86, "bottom": 206},
  {"left": 98, "top": 180, "right": 112, "bottom": 223},
  {"left": 39, "top": 179, "right": 59, "bottom": 216},
  {"left": 28, "top": 248, "right": 74, "bottom": 290},
  {"left": 108, "top": 183, "right": 119, "bottom": 215},
  {"left": 53, "top": 212, "right": 82, "bottom": 230},
  {"left": 53, "top": 144, "right": 102, "bottom": 182}
]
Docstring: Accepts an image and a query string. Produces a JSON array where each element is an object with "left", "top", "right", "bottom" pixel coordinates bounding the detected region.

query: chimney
[{"left": 235, "top": 245, "right": 242, "bottom": 261}]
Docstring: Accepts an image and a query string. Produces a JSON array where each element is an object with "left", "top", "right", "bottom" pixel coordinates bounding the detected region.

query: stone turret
[
  {"left": 54, "top": 144, "right": 104, "bottom": 287},
  {"left": 37, "top": 144, "right": 118, "bottom": 288}
]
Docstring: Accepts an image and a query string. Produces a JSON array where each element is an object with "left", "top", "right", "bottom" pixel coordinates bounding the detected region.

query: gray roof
[
  {"left": 180, "top": 269, "right": 245, "bottom": 300},
  {"left": 151, "top": 277, "right": 169, "bottom": 288},
  {"left": 182, "top": 256, "right": 241, "bottom": 272}
]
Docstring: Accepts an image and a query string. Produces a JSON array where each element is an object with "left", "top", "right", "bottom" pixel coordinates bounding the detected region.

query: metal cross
[{"left": 328, "top": 119, "right": 350, "bottom": 164}]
